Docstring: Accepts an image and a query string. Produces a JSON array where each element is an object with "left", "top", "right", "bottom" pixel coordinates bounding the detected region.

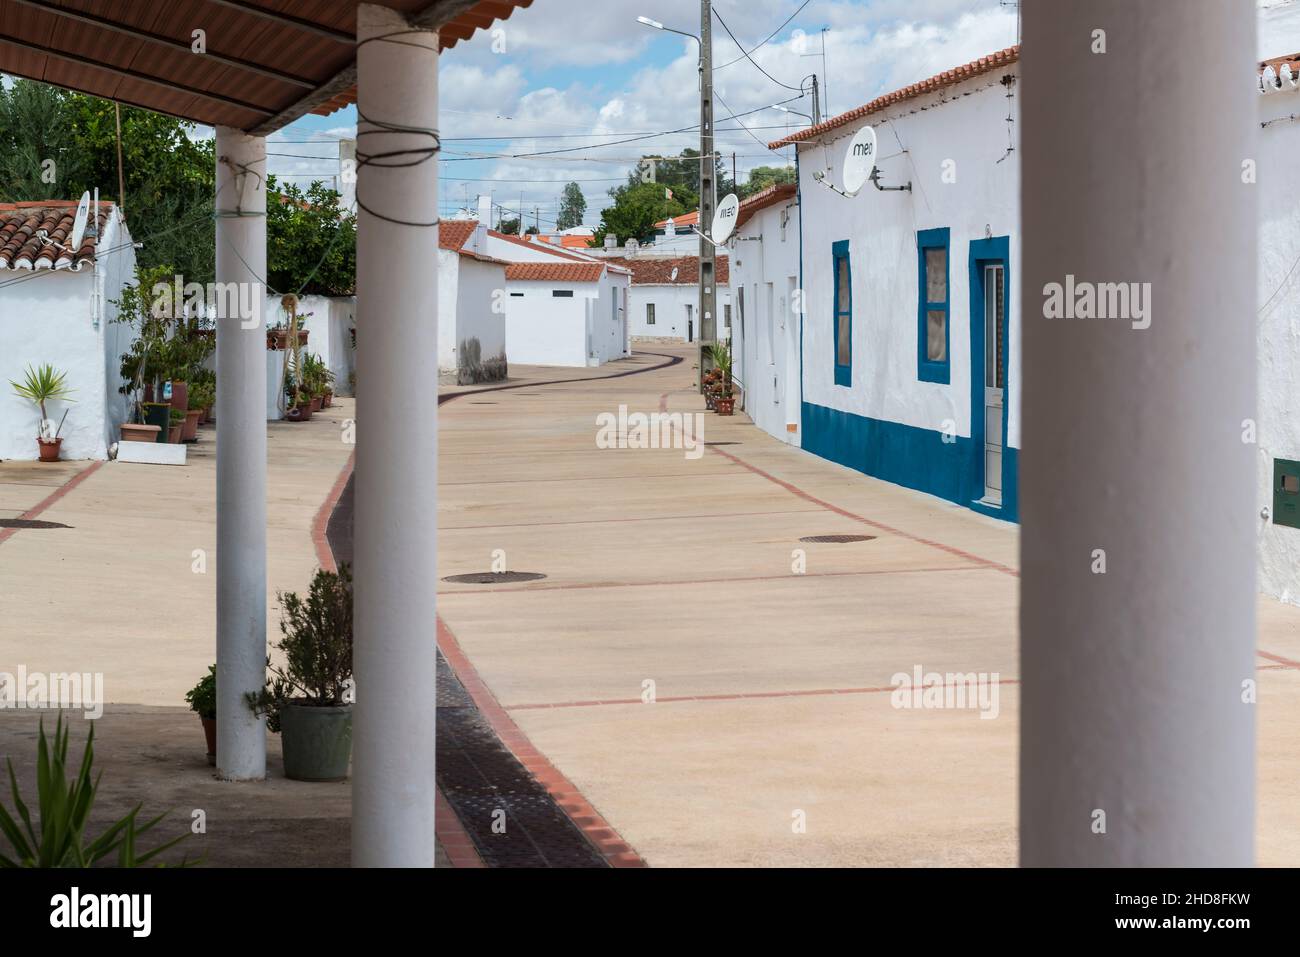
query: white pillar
[
  {"left": 1020, "top": 0, "right": 1256, "bottom": 865},
  {"left": 352, "top": 3, "right": 440, "bottom": 867},
  {"left": 214, "top": 128, "right": 268, "bottom": 781}
]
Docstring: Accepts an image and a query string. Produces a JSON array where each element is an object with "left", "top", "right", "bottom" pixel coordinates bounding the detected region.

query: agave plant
[
  {"left": 705, "top": 342, "right": 734, "bottom": 396},
  {"left": 10, "top": 363, "right": 75, "bottom": 441},
  {"left": 0, "top": 714, "right": 192, "bottom": 868}
]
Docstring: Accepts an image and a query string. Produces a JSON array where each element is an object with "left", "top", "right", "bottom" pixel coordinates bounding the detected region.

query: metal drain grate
[
  {"left": 799, "top": 534, "right": 877, "bottom": 544},
  {"left": 704, "top": 441, "right": 741, "bottom": 447},
  {"left": 442, "top": 571, "right": 547, "bottom": 585},
  {"left": 0, "top": 519, "right": 70, "bottom": 530}
]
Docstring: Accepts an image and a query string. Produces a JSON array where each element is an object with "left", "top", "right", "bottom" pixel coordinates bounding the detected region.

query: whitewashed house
[
  {"left": 482, "top": 224, "right": 631, "bottom": 367},
  {"left": 604, "top": 253, "right": 730, "bottom": 345},
  {"left": 771, "top": 47, "right": 1023, "bottom": 521},
  {"left": 726, "top": 183, "right": 800, "bottom": 445},
  {"left": 437, "top": 218, "right": 508, "bottom": 384},
  {"left": 0, "top": 200, "right": 136, "bottom": 460}
]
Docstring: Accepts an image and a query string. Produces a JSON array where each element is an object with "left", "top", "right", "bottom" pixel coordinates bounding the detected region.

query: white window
[{"left": 646, "top": 303, "right": 656, "bottom": 326}]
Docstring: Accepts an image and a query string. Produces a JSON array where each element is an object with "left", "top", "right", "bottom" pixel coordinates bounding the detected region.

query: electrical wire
[
  {"left": 715, "top": 0, "right": 815, "bottom": 70},
  {"left": 713, "top": 7, "right": 803, "bottom": 92}
]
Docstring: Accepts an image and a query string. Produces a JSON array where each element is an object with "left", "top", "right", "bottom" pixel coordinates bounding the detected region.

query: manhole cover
[
  {"left": 442, "top": 571, "right": 547, "bottom": 585},
  {"left": 799, "top": 534, "right": 876, "bottom": 544},
  {"left": 0, "top": 519, "right": 70, "bottom": 530}
]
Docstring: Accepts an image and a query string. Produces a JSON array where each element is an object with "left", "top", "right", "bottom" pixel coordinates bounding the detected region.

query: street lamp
[
  {"left": 771, "top": 103, "right": 813, "bottom": 123},
  {"left": 636, "top": 15, "right": 699, "bottom": 48}
]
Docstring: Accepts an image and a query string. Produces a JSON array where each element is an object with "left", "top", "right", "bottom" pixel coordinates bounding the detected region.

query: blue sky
[{"left": 269, "top": 0, "right": 1020, "bottom": 228}]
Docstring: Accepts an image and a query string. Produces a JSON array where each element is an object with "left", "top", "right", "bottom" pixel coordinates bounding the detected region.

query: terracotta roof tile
[
  {"left": 654, "top": 210, "right": 700, "bottom": 230},
  {"left": 506, "top": 262, "right": 606, "bottom": 283},
  {"left": 735, "top": 182, "right": 797, "bottom": 231},
  {"left": 601, "top": 255, "right": 728, "bottom": 286},
  {"left": 769, "top": 45, "right": 1021, "bottom": 148},
  {"left": 438, "top": 219, "right": 477, "bottom": 251},
  {"left": 0, "top": 201, "right": 113, "bottom": 271}
]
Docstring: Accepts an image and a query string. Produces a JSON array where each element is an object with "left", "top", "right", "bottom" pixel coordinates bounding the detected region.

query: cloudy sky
[{"left": 271, "top": 0, "right": 1020, "bottom": 228}]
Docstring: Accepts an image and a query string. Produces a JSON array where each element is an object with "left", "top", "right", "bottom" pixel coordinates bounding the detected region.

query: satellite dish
[
  {"left": 842, "top": 126, "right": 878, "bottom": 197},
  {"left": 670, "top": 266, "right": 680, "bottom": 282},
  {"left": 70, "top": 191, "right": 91, "bottom": 251},
  {"left": 711, "top": 193, "right": 740, "bottom": 243}
]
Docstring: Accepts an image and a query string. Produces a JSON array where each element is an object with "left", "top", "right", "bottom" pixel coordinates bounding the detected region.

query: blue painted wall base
[{"left": 801, "top": 400, "right": 1019, "bottom": 523}]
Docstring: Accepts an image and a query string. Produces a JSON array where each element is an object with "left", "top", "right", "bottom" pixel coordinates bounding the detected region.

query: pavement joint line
[
  {"left": 505, "top": 677, "right": 1026, "bottom": 712},
  {"left": 435, "top": 563, "right": 992, "bottom": 596},
  {"left": 0, "top": 460, "right": 102, "bottom": 547},
  {"left": 441, "top": 507, "right": 823, "bottom": 532}
]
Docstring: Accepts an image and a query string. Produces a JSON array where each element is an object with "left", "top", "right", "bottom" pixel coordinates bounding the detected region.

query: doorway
[{"left": 969, "top": 237, "right": 1010, "bottom": 511}]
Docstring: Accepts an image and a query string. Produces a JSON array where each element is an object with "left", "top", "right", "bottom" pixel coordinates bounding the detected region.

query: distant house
[
  {"left": 726, "top": 183, "right": 800, "bottom": 445},
  {"left": 480, "top": 224, "right": 632, "bottom": 367},
  {"left": 0, "top": 200, "right": 137, "bottom": 460},
  {"left": 437, "top": 218, "right": 509, "bottom": 384},
  {"left": 603, "top": 253, "right": 731, "bottom": 345}
]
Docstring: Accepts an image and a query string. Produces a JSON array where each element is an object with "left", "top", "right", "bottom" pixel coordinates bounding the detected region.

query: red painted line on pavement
[
  {"left": 1259, "top": 650, "right": 1300, "bottom": 670},
  {"left": 313, "top": 450, "right": 355, "bottom": 573},
  {"left": 0, "top": 460, "right": 103, "bottom": 547},
  {"left": 442, "top": 507, "right": 819, "bottom": 531},
  {"left": 508, "top": 676, "right": 1024, "bottom": 712}
]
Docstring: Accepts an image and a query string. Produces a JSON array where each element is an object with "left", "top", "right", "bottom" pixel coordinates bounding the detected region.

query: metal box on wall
[{"left": 1274, "top": 459, "right": 1300, "bottom": 528}]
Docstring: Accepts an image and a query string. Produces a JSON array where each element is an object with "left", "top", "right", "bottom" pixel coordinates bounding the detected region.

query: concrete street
[{"left": 2, "top": 344, "right": 1300, "bottom": 866}]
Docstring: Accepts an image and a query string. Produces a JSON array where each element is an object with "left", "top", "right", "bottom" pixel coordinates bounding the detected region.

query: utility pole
[{"left": 697, "top": 0, "right": 717, "bottom": 391}]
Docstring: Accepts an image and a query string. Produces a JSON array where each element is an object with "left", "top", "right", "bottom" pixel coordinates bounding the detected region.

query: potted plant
[
  {"left": 167, "top": 407, "right": 185, "bottom": 444},
  {"left": 182, "top": 387, "right": 207, "bottom": 441},
  {"left": 141, "top": 401, "right": 171, "bottom": 440},
  {"left": 707, "top": 342, "right": 736, "bottom": 416},
  {"left": 185, "top": 665, "right": 217, "bottom": 766},
  {"left": 10, "top": 364, "right": 75, "bottom": 462},
  {"left": 120, "top": 422, "right": 161, "bottom": 443},
  {"left": 188, "top": 381, "right": 215, "bottom": 427},
  {"left": 247, "top": 565, "right": 354, "bottom": 782}
]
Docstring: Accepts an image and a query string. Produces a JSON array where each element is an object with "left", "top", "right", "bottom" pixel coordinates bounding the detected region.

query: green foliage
[
  {"left": 247, "top": 566, "right": 354, "bottom": 731},
  {"left": 10, "top": 363, "right": 75, "bottom": 432},
  {"left": 265, "top": 178, "right": 357, "bottom": 297},
  {"left": 0, "top": 80, "right": 217, "bottom": 283},
  {"left": 740, "top": 165, "right": 796, "bottom": 198},
  {"left": 0, "top": 714, "right": 192, "bottom": 868},
  {"left": 556, "top": 181, "right": 587, "bottom": 231},
  {"left": 185, "top": 666, "right": 217, "bottom": 720},
  {"left": 496, "top": 217, "right": 521, "bottom": 235},
  {"left": 188, "top": 381, "right": 215, "bottom": 413},
  {"left": 706, "top": 341, "right": 734, "bottom": 395},
  {"left": 591, "top": 180, "right": 698, "bottom": 248}
]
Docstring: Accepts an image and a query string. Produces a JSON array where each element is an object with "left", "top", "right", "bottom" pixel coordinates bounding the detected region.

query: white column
[
  {"left": 352, "top": 3, "right": 440, "bottom": 867},
  {"left": 214, "top": 127, "right": 268, "bottom": 781},
  {"left": 1020, "top": 0, "right": 1256, "bottom": 865}
]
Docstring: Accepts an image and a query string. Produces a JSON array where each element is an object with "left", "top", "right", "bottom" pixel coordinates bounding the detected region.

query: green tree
[
  {"left": 497, "top": 217, "right": 521, "bottom": 235},
  {"left": 556, "top": 181, "right": 587, "bottom": 230},
  {"left": 265, "top": 177, "right": 357, "bottom": 296},
  {"left": 740, "top": 164, "right": 796, "bottom": 198},
  {"left": 590, "top": 180, "right": 696, "bottom": 248}
]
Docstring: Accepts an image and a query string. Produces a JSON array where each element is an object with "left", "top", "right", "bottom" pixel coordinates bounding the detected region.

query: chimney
[
  {"left": 625, "top": 238, "right": 640, "bottom": 257},
  {"left": 604, "top": 233, "right": 618, "bottom": 251},
  {"left": 665, "top": 218, "right": 676, "bottom": 238},
  {"left": 471, "top": 194, "right": 492, "bottom": 253}
]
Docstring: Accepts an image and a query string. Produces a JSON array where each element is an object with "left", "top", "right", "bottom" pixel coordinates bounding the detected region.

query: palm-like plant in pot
[
  {"left": 10, "top": 364, "right": 75, "bottom": 461},
  {"left": 247, "top": 565, "right": 354, "bottom": 782},
  {"left": 706, "top": 342, "right": 736, "bottom": 415}
]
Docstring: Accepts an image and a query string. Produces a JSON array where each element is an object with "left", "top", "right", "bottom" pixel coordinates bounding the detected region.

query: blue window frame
[
  {"left": 917, "top": 227, "right": 951, "bottom": 384},
  {"left": 832, "top": 239, "right": 852, "bottom": 387}
]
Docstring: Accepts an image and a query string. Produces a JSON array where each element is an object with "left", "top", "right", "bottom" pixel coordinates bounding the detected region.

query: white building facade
[
  {"left": 605, "top": 254, "right": 731, "bottom": 345},
  {"left": 727, "top": 184, "right": 801, "bottom": 446},
  {"left": 0, "top": 201, "right": 137, "bottom": 461},
  {"left": 437, "top": 218, "right": 508, "bottom": 384},
  {"left": 776, "top": 48, "right": 1022, "bottom": 521}
]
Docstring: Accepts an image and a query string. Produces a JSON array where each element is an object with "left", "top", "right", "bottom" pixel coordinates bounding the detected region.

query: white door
[{"left": 983, "top": 264, "right": 1006, "bottom": 505}]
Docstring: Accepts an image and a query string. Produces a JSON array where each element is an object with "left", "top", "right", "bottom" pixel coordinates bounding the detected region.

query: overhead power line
[
  {"left": 715, "top": 0, "right": 815, "bottom": 70},
  {"left": 712, "top": 7, "right": 803, "bottom": 91}
]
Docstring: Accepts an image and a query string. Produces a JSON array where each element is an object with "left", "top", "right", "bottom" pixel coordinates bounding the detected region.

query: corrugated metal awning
[{"left": 0, "top": 0, "right": 532, "bottom": 133}]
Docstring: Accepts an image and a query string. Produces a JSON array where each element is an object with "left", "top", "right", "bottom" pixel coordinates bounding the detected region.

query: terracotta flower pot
[
  {"left": 716, "top": 396, "right": 735, "bottom": 416},
  {"left": 286, "top": 405, "right": 311, "bottom": 422},
  {"left": 201, "top": 716, "right": 217, "bottom": 766},
  {"left": 309, "top": 395, "right": 322, "bottom": 413},
  {"left": 120, "top": 423, "right": 161, "bottom": 443},
  {"left": 322, "top": 391, "right": 333, "bottom": 409},
  {"left": 169, "top": 380, "right": 188, "bottom": 413},
  {"left": 182, "top": 409, "right": 202, "bottom": 442},
  {"left": 269, "top": 329, "right": 309, "bottom": 351},
  {"left": 37, "top": 437, "right": 62, "bottom": 462},
  {"left": 168, "top": 423, "right": 183, "bottom": 444}
]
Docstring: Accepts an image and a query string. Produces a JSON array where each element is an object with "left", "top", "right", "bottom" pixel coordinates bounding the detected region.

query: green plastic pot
[
  {"left": 279, "top": 702, "right": 352, "bottom": 782},
  {"left": 141, "top": 402, "right": 171, "bottom": 441}
]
